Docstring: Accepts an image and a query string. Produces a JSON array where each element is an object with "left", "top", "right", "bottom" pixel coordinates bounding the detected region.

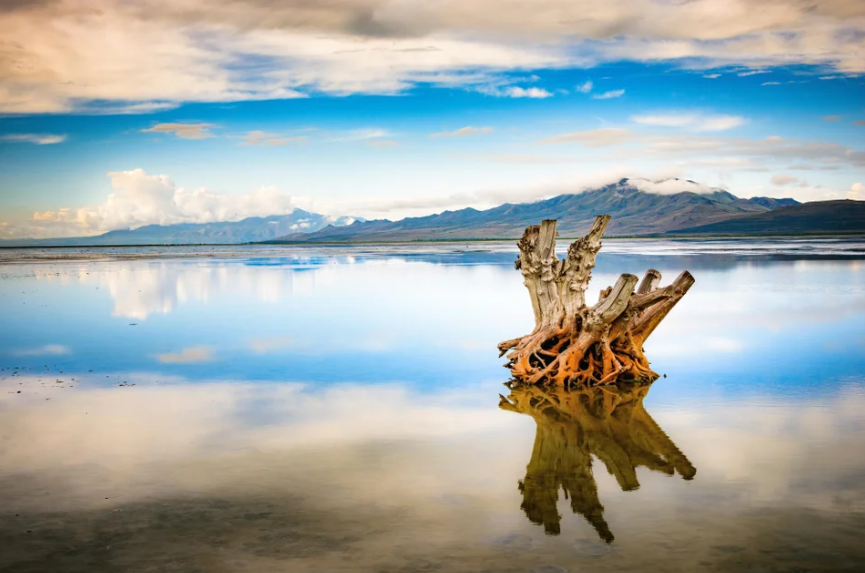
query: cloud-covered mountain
[
  {"left": 270, "top": 179, "right": 802, "bottom": 241},
  {"left": 0, "top": 211, "right": 360, "bottom": 247}
]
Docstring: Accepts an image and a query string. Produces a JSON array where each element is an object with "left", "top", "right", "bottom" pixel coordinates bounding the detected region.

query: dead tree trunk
[{"left": 498, "top": 216, "right": 694, "bottom": 387}]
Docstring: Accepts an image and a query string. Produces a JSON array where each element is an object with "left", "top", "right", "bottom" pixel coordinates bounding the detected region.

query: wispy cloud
[
  {"left": 576, "top": 80, "right": 593, "bottom": 93},
  {"left": 703, "top": 74, "right": 721, "bottom": 79},
  {"left": 761, "top": 81, "right": 781, "bottom": 86},
  {"left": 854, "top": 120, "right": 865, "bottom": 126},
  {"left": 631, "top": 113, "right": 745, "bottom": 132},
  {"left": 332, "top": 128, "right": 392, "bottom": 142},
  {"left": 12, "top": 344, "right": 71, "bottom": 356},
  {"left": 770, "top": 173, "right": 798, "bottom": 186},
  {"left": 240, "top": 130, "right": 306, "bottom": 146},
  {"left": 430, "top": 126, "right": 494, "bottom": 138},
  {"left": 499, "top": 86, "right": 553, "bottom": 98},
  {"left": 822, "top": 115, "right": 841, "bottom": 122},
  {"left": 156, "top": 346, "right": 215, "bottom": 364},
  {"left": 738, "top": 70, "right": 771, "bottom": 77},
  {"left": 141, "top": 123, "right": 215, "bottom": 140},
  {"left": 366, "top": 139, "right": 399, "bottom": 148},
  {"left": 0, "top": 134, "right": 66, "bottom": 145},
  {"left": 592, "top": 89, "right": 625, "bottom": 100},
  {"left": 249, "top": 337, "right": 293, "bottom": 354},
  {"left": 541, "top": 127, "right": 633, "bottom": 147}
]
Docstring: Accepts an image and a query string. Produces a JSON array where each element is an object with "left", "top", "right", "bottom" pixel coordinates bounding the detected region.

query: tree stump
[{"left": 498, "top": 215, "right": 694, "bottom": 387}]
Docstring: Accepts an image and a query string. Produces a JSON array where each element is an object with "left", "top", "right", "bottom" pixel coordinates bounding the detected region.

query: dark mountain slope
[{"left": 669, "top": 200, "right": 865, "bottom": 235}]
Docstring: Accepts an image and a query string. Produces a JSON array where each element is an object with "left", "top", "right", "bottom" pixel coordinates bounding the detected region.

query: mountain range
[
  {"left": 0, "top": 211, "right": 360, "bottom": 247},
  {"left": 4, "top": 178, "right": 863, "bottom": 246},
  {"left": 270, "top": 179, "right": 806, "bottom": 242}
]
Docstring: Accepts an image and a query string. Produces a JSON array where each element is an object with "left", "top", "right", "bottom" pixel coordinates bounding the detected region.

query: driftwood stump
[
  {"left": 498, "top": 215, "right": 694, "bottom": 387},
  {"left": 499, "top": 382, "right": 696, "bottom": 541}
]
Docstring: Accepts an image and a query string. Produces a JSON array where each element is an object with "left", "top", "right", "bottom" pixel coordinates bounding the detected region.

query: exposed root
[{"left": 500, "top": 216, "right": 693, "bottom": 387}]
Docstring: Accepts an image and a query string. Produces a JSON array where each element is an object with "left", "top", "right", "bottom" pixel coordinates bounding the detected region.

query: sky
[{"left": 0, "top": 0, "right": 864, "bottom": 238}]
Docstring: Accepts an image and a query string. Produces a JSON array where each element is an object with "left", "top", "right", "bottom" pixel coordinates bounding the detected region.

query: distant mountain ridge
[
  {"left": 269, "top": 179, "right": 803, "bottom": 242},
  {"left": 6, "top": 178, "right": 857, "bottom": 246},
  {"left": 0, "top": 210, "right": 361, "bottom": 247},
  {"left": 671, "top": 200, "right": 865, "bottom": 235}
]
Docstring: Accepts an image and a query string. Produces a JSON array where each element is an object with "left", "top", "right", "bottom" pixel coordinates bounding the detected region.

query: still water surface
[{"left": 1, "top": 241, "right": 864, "bottom": 572}]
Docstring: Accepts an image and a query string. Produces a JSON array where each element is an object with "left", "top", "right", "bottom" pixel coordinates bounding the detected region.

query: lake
[{"left": 1, "top": 239, "right": 865, "bottom": 573}]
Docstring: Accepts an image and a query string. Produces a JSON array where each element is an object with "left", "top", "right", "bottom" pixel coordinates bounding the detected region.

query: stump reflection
[{"left": 499, "top": 382, "right": 695, "bottom": 542}]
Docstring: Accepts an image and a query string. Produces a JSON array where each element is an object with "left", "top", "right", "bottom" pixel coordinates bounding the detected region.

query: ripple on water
[{"left": 572, "top": 538, "right": 614, "bottom": 557}]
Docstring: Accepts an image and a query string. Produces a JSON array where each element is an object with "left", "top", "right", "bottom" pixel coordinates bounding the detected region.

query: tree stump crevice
[{"left": 499, "top": 216, "right": 694, "bottom": 387}]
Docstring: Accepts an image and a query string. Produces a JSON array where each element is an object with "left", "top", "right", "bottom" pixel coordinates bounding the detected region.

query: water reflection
[{"left": 501, "top": 382, "right": 695, "bottom": 542}]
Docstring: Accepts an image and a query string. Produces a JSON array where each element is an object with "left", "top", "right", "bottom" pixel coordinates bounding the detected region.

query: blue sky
[{"left": 0, "top": 0, "right": 864, "bottom": 238}]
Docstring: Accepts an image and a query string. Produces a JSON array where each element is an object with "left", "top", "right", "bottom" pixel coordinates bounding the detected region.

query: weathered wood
[{"left": 500, "top": 215, "right": 694, "bottom": 387}]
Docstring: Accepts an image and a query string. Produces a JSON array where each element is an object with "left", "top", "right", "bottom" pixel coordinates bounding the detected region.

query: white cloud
[
  {"left": 0, "top": 134, "right": 66, "bottom": 145},
  {"left": 430, "top": 126, "right": 494, "bottom": 138},
  {"left": 592, "top": 89, "right": 625, "bottom": 99},
  {"left": 850, "top": 182, "right": 864, "bottom": 200},
  {"left": 240, "top": 130, "right": 307, "bottom": 146},
  {"left": 632, "top": 113, "right": 745, "bottom": 131},
  {"left": 496, "top": 86, "right": 553, "bottom": 98},
  {"left": 332, "top": 128, "right": 392, "bottom": 141},
  {"left": 1, "top": 1, "right": 865, "bottom": 113},
  {"left": 28, "top": 169, "right": 302, "bottom": 235},
  {"left": 141, "top": 123, "right": 215, "bottom": 140},
  {"left": 771, "top": 173, "right": 799, "bottom": 186},
  {"left": 541, "top": 127, "right": 633, "bottom": 146},
  {"left": 249, "top": 337, "right": 294, "bottom": 354},
  {"left": 155, "top": 346, "right": 215, "bottom": 364},
  {"left": 738, "top": 70, "right": 771, "bottom": 76},
  {"left": 11, "top": 344, "right": 71, "bottom": 356},
  {"left": 576, "top": 80, "right": 593, "bottom": 93},
  {"left": 628, "top": 177, "right": 716, "bottom": 195},
  {"left": 703, "top": 74, "right": 721, "bottom": 79},
  {"left": 366, "top": 139, "right": 399, "bottom": 148}
]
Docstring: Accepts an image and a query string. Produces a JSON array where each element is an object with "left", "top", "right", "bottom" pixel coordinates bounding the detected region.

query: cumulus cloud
[
  {"left": 141, "top": 123, "right": 215, "bottom": 140},
  {"left": 592, "top": 89, "right": 625, "bottom": 99},
  {"left": 541, "top": 127, "right": 634, "bottom": 146},
  {"left": 430, "top": 126, "right": 494, "bottom": 138},
  {"left": 155, "top": 346, "right": 215, "bottom": 364},
  {"left": 850, "top": 182, "right": 864, "bottom": 200},
  {"left": 0, "top": 134, "right": 66, "bottom": 144},
  {"left": 631, "top": 113, "right": 745, "bottom": 131},
  {"left": 575, "top": 80, "right": 593, "bottom": 93},
  {"left": 1, "top": 0, "right": 865, "bottom": 113},
  {"left": 28, "top": 169, "right": 302, "bottom": 235},
  {"left": 771, "top": 173, "right": 799, "bottom": 186}
]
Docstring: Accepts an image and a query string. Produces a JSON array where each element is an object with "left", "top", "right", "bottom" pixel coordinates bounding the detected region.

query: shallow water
[{"left": 1, "top": 241, "right": 865, "bottom": 572}]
